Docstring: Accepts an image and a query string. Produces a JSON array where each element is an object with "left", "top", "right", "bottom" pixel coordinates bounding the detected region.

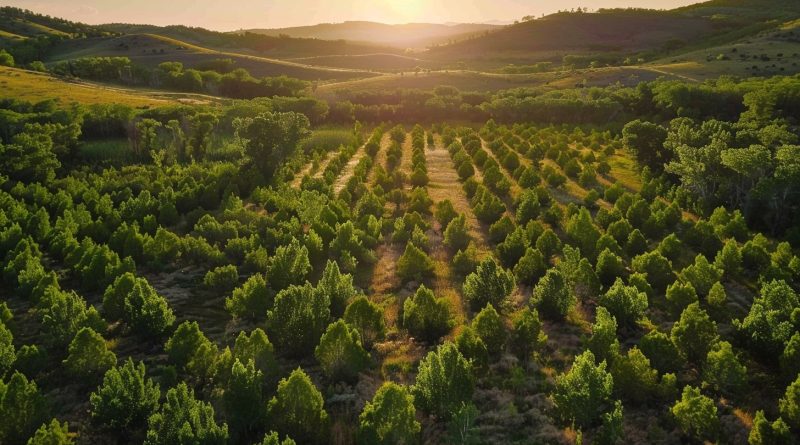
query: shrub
[
  {"left": 444, "top": 215, "right": 471, "bottom": 252},
  {"left": 413, "top": 343, "right": 474, "bottom": 419},
  {"left": 599, "top": 278, "right": 648, "bottom": 327},
  {"left": 226, "top": 273, "right": 271, "bottom": 320},
  {"left": 671, "top": 303, "right": 719, "bottom": 364},
  {"left": 463, "top": 258, "right": 514, "bottom": 311},
  {"left": 735, "top": 280, "right": 799, "bottom": 358},
  {"left": 666, "top": 280, "right": 698, "bottom": 313},
  {"left": 63, "top": 327, "right": 116, "bottom": 381},
  {"left": 144, "top": 383, "right": 228, "bottom": 445},
  {"left": 780, "top": 375, "right": 800, "bottom": 429},
  {"left": 358, "top": 383, "right": 420, "bottom": 445},
  {"left": 554, "top": 350, "right": 614, "bottom": 428},
  {"left": 27, "top": 419, "right": 73, "bottom": 445},
  {"left": 316, "top": 260, "right": 358, "bottom": 318},
  {"left": 596, "top": 249, "right": 625, "bottom": 287},
  {"left": 681, "top": 254, "right": 722, "bottom": 296},
  {"left": 639, "top": 329, "right": 683, "bottom": 374},
  {"left": 315, "top": 320, "right": 370, "bottom": 382},
  {"left": 203, "top": 265, "right": 239, "bottom": 292},
  {"left": 532, "top": 269, "right": 574, "bottom": 320},
  {"left": 513, "top": 248, "right": 546, "bottom": 285},
  {"left": 671, "top": 386, "right": 718, "bottom": 441},
  {"left": 471, "top": 304, "right": 506, "bottom": 358},
  {"left": 0, "top": 372, "right": 46, "bottom": 444},
  {"left": 588, "top": 307, "right": 619, "bottom": 362},
  {"left": 455, "top": 327, "right": 489, "bottom": 372},
  {"left": 703, "top": 341, "right": 747, "bottom": 395},
  {"left": 397, "top": 242, "right": 435, "bottom": 283},
  {"left": 344, "top": 296, "right": 385, "bottom": 348},
  {"left": 267, "top": 369, "right": 329, "bottom": 445},
  {"left": 90, "top": 358, "right": 160, "bottom": 433},
  {"left": 403, "top": 285, "right": 453, "bottom": 343},
  {"left": 268, "top": 283, "right": 330, "bottom": 358},
  {"left": 610, "top": 347, "right": 658, "bottom": 405}
]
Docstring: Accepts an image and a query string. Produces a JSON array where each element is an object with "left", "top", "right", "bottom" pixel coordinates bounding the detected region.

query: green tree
[
  {"left": 596, "top": 401, "right": 624, "bottom": 445},
  {"left": 90, "top": 358, "right": 161, "bottom": 433},
  {"left": 315, "top": 320, "right": 370, "bottom": 382},
  {"left": 397, "top": 242, "right": 435, "bottom": 283},
  {"left": 165, "top": 321, "right": 217, "bottom": 376},
  {"left": 779, "top": 375, "right": 800, "bottom": 429},
  {"left": 267, "top": 368, "right": 329, "bottom": 445},
  {"left": 639, "top": 329, "right": 684, "bottom": 375},
  {"left": 748, "top": 410, "right": 791, "bottom": 445},
  {"left": 566, "top": 208, "right": 601, "bottom": 259},
  {"left": 344, "top": 296, "right": 385, "bottom": 348},
  {"left": 224, "top": 359, "right": 264, "bottom": 442},
  {"left": 455, "top": 327, "right": 489, "bottom": 372},
  {"left": 123, "top": 278, "right": 175, "bottom": 339},
  {"left": 463, "top": 258, "right": 514, "bottom": 311},
  {"left": 267, "top": 239, "right": 311, "bottom": 291},
  {"left": 554, "top": 350, "right": 614, "bottom": 427},
  {"left": 611, "top": 347, "right": 658, "bottom": 405},
  {"left": 681, "top": 254, "right": 722, "bottom": 296},
  {"left": 0, "top": 49, "right": 14, "bottom": 67},
  {"left": 413, "top": 342, "right": 475, "bottom": 419},
  {"left": 599, "top": 278, "right": 648, "bottom": 327},
  {"left": 596, "top": 248, "right": 625, "bottom": 287},
  {"left": 510, "top": 307, "right": 546, "bottom": 361},
  {"left": 232, "top": 328, "right": 276, "bottom": 383},
  {"left": 0, "top": 371, "right": 46, "bottom": 444},
  {"left": 203, "top": 265, "right": 239, "bottom": 292},
  {"left": 703, "top": 341, "right": 747, "bottom": 396},
  {"left": 26, "top": 419, "right": 73, "bottom": 445},
  {"left": 736, "top": 280, "right": 799, "bottom": 358},
  {"left": 532, "top": 268, "right": 574, "bottom": 320},
  {"left": 267, "top": 283, "right": 330, "bottom": 358},
  {"left": 471, "top": 304, "right": 506, "bottom": 358},
  {"left": 671, "top": 303, "right": 719, "bottom": 363},
  {"left": 358, "top": 382, "right": 420, "bottom": 445},
  {"left": 513, "top": 247, "right": 546, "bottom": 285},
  {"left": 671, "top": 386, "right": 718, "bottom": 441},
  {"left": 63, "top": 327, "right": 116, "bottom": 380},
  {"left": 631, "top": 251, "right": 674, "bottom": 292},
  {"left": 39, "top": 288, "right": 105, "bottom": 348},
  {"left": 0, "top": 131, "right": 61, "bottom": 182},
  {"left": 0, "top": 320, "right": 14, "bottom": 377},
  {"left": 255, "top": 432, "right": 296, "bottom": 445},
  {"left": 714, "top": 239, "right": 742, "bottom": 278},
  {"left": 403, "top": 285, "right": 453, "bottom": 343},
  {"left": 588, "top": 307, "right": 619, "bottom": 362},
  {"left": 226, "top": 273, "right": 271, "bottom": 320},
  {"left": 316, "top": 260, "right": 357, "bottom": 318},
  {"left": 144, "top": 382, "right": 228, "bottom": 445},
  {"left": 188, "top": 112, "right": 219, "bottom": 160},
  {"left": 622, "top": 120, "right": 669, "bottom": 170},
  {"left": 444, "top": 215, "right": 471, "bottom": 252},
  {"left": 666, "top": 280, "right": 698, "bottom": 312},
  {"left": 240, "top": 112, "right": 311, "bottom": 180}
]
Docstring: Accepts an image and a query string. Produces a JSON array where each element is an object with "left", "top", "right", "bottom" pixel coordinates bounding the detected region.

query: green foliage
[
  {"left": 403, "top": 285, "right": 453, "bottom": 343},
  {"left": 703, "top": 341, "right": 747, "bottom": 396},
  {"left": 444, "top": 215, "right": 471, "bottom": 252},
  {"left": 90, "top": 358, "right": 161, "bottom": 433},
  {"left": 223, "top": 359, "right": 264, "bottom": 442},
  {"left": 599, "top": 278, "right": 648, "bottom": 327},
  {"left": 123, "top": 277, "right": 175, "bottom": 339},
  {"left": 165, "top": 321, "right": 217, "bottom": 376},
  {"left": 344, "top": 296, "right": 385, "bottom": 348},
  {"left": 532, "top": 268, "right": 574, "bottom": 320},
  {"left": 779, "top": 375, "right": 800, "bottom": 429},
  {"left": 463, "top": 258, "right": 514, "bottom": 311},
  {"left": 26, "top": 419, "right": 73, "bottom": 445},
  {"left": 588, "top": 307, "right": 619, "bottom": 363},
  {"left": 681, "top": 254, "right": 722, "bottom": 297},
  {"left": 666, "top": 280, "right": 698, "bottom": 312},
  {"left": 0, "top": 320, "right": 14, "bottom": 377},
  {"left": 631, "top": 251, "right": 674, "bottom": 292},
  {"left": 397, "top": 242, "right": 435, "bottom": 283},
  {"left": 455, "top": 327, "right": 489, "bottom": 372},
  {"left": 736, "top": 280, "right": 799, "bottom": 358},
  {"left": 671, "top": 386, "right": 718, "bottom": 441},
  {"left": 413, "top": 342, "right": 475, "bottom": 419},
  {"left": 316, "top": 260, "right": 358, "bottom": 318},
  {"left": 639, "top": 329, "right": 683, "bottom": 375},
  {"left": 748, "top": 410, "right": 791, "bottom": 445},
  {"left": 315, "top": 320, "right": 370, "bottom": 382},
  {"left": 39, "top": 288, "right": 105, "bottom": 348},
  {"left": 510, "top": 307, "right": 546, "bottom": 361},
  {"left": 671, "top": 303, "right": 719, "bottom": 364},
  {"left": 622, "top": 120, "right": 669, "bottom": 171},
  {"left": 226, "top": 273, "right": 271, "bottom": 320},
  {"left": 596, "top": 248, "right": 625, "bottom": 288},
  {"left": 566, "top": 208, "right": 601, "bottom": 259},
  {"left": 0, "top": 49, "right": 14, "bottom": 67},
  {"left": 203, "top": 264, "right": 239, "bottom": 292},
  {"left": 596, "top": 401, "right": 624, "bottom": 445},
  {"left": 471, "top": 304, "right": 506, "bottom": 358},
  {"left": 0, "top": 371, "right": 46, "bottom": 444},
  {"left": 513, "top": 247, "right": 546, "bottom": 285},
  {"left": 63, "top": 327, "right": 116, "bottom": 380},
  {"left": 358, "top": 382, "right": 420, "bottom": 445},
  {"left": 240, "top": 112, "right": 311, "bottom": 180},
  {"left": 714, "top": 239, "right": 742, "bottom": 278},
  {"left": 268, "top": 283, "right": 330, "bottom": 358},
  {"left": 267, "top": 239, "right": 311, "bottom": 291},
  {"left": 611, "top": 347, "right": 658, "bottom": 405},
  {"left": 232, "top": 328, "right": 276, "bottom": 383},
  {"left": 267, "top": 368, "right": 329, "bottom": 445},
  {"left": 554, "top": 350, "right": 614, "bottom": 428},
  {"left": 452, "top": 243, "right": 480, "bottom": 277},
  {"left": 144, "top": 382, "right": 228, "bottom": 445}
]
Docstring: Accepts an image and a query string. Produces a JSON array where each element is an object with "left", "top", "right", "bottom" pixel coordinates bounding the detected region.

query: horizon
[{"left": 3, "top": 0, "right": 699, "bottom": 31}]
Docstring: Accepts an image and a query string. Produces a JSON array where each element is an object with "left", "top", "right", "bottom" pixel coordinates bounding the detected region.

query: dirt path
[
  {"left": 310, "top": 150, "right": 334, "bottom": 180},
  {"left": 333, "top": 143, "right": 367, "bottom": 194},
  {"left": 480, "top": 137, "right": 522, "bottom": 200}
]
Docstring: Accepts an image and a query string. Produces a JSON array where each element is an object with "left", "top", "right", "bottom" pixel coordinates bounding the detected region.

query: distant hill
[
  {"left": 0, "top": 6, "right": 112, "bottom": 41},
  {"left": 243, "top": 21, "right": 501, "bottom": 49}
]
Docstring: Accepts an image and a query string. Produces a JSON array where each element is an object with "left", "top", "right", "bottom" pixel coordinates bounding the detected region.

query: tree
[
  {"left": 413, "top": 342, "right": 475, "bottom": 419},
  {"left": 188, "top": 112, "right": 219, "bottom": 160},
  {"left": 165, "top": 321, "right": 216, "bottom": 375},
  {"left": 554, "top": 350, "right": 614, "bottom": 427},
  {"left": 123, "top": 277, "right": 175, "bottom": 339},
  {"left": 513, "top": 247, "right": 546, "bottom": 285},
  {"left": 0, "top": 49, "right": 14, "bottom": 67},
  {"left": 27, "top": 419, "right": 73, "bottom": 445},
  {"left": 666, "top": 280, "right": 698, "bottom": 312},
  {"left": 63, "top": 327, "right": 116, "bottom": 380},
  {"left": 223, "top": 359, "right": 264, "bottom": 442},
  {"left": 455, "top": 326, "right": 489, "bottom": 373},
  {"left": 736, "top": 280, "right": 799, "bottom": 358},
  {"left": 397, "top": 242, "right": 435, "bottom": 283},
  {"left": 403, "top": 285, "right": 453, "bottom": 343},
  {"left": 781, "top": 332, "right": 800, "bottom": 379},
  {"left": 596, "top": 401, "right": 624, "bottom": 445},
  {"left": 671, "top": 386, "right": 718, "bottom": 441},
  {"left": 471, "top": 304, "right": 506, "bottom": 358},
  {"left": 232, "top": 328, "right": 276, "bottom": 383},
  {"left": 267, "top": 368, "right": 329, "bottom": 445},
  {"left": 596, "top": 248, "right": 625, "bottom": 287},
  {"left": 226, "top": 273, "right": 271, "bottom": 320},
  {"left": 39, "top": 288, "right": 105, "bottom": 348},
  {"left": 255, "top": 432, "right": 296, "bottom": 445},
  {"left": 707, "top": 281, "right": 727, "bottom": 308},
  {"left": 358, "top": 382, "right": 420, "bottom": 445},
  {"left": 444, "top": 215, "right": 471, "bottom": 252},
  {"left": 344, "top": 296, "right": 385, "bottom": 348},
  {"left": 779, "top": 375, "right": 800, "bottom": 429},
  {"left": 0, "top": 320, "right": 14, "bottom": 377},
  {"left": 532, "top": 269, "right": 574, "bottom": 320},
  {"left": 315, "top": 320, "right": 370, "bottom": 382},
  {"left": 622, "top": 120, "right": 669, "bottom": 170},
  {"left": 599, "top": 278, "right": 648, "bottom": 327},
  {"left": 267, "top": 239, "right": 310, "bottom": 291},
  {"left": 203, "top": 265, "right": 239, "bottom": 292},
  {"left": 0, "top": 371, "right": 46, "bottom": 444},
  {"left": 566, "top": 208, "right": 601, "bottom": 259},
  {"left": 144, "top": 382, "right": 228, "bottom": 445},
  {"left": 671, "top": 303, "right": 719, "bottom": 367},
  {"left": 536, "top": 228, "right": 562, "bottom": 260},
  {"left": 681, "top": 254, "right": 722, "bottom": 296},
  {"left": 639, "top": 329, "right": 683, "bottom": 374},
  {"left": 0, "top": 131, "right": 61, "bottom": 183},
  {"left": 510, "top": 307, "right": 546, "bottom": 361},
  {"left": 703, "top": 341, "right": 747, "bottom": 396},
  {"left": 588, "top": 307, "right": 619, "bottom": 362},
  {"left": 463, "top": 258, "right": 515, "bottom": 311},
  {"left": 714, "top": 239, "right": 742, "bottom": 278},
  {"left": 611, "top": 347, "right": 658, "bottom": 405},
  {"left": 267, "top": 283, "right": 330, "bottom": 358},
  {"left": 516, "top": 190, "right": 541, "bottom": 225},
  {"left": 748, "top": 410, "right": 791, "bottom": 445},
  {"left": 631, "top": 251, "right": 674, "bottom": 292},
  {"left": 90, "top": 358, "right": 161, "bottom": 433},
  {"left": 240, "top": 112, "right": 311, "bottom": 180},
  {"left": 316, "top": 260, "right": 357, "bottom": 318}
]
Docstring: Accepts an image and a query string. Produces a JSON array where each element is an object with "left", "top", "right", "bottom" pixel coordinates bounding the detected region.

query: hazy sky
[{"left": 5, "top": 0, "right": 700, "bottom": 30}]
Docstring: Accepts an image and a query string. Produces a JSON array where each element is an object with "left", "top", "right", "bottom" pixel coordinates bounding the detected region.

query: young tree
[
  {"left": 736, "top": 280, "right": 799, "bottom": 358},
  {"left": 123, "top": 278, "right": 175, "bottom": 339},
  {"left": 223, "top": 359, "right": 264, "bottom": 442},
  {"left": 610, "top": 347, "right": 658, "bottom": 405},
  {"left": 748, "top": 410, "right": 791, "bottom": 445},
  {"left": 344, "top": 296, "right": 385, "bottom": 348},
  {"left": 63, "top": 327, "right": 116, "bottom": 381},
  {"left": 532, "top": 269, "right": 574, "bottom": 320},
  {"left": 239, "top": 112, "right": 310, "bottom": 180},
  {"left": 144, "top": 382, "right": 228, "bottom": 445},
  {"left": 510, "top": 307, "right": 547, "bottom": 361},
  {"left": 631, "top": 251, "right": 674, "bottom": 292},
  {"left": 0, "top": 371, "right": 46, "bottom": 444},
  {"left": 255, "top": 432, "right": 296, "bottom": 445},
  {"left": 681, "top": 254, "right": 722, "bottom": 297},
  {"left": 0, "top": 320, "right": 14, "bottom": 377},
  {"left": 27, "top": 419, "right": 73, "bottom": 445},
  {"left": 267, "top": 239, "right": 311, "bottom": 292},
  {"left": 267, "top": 283, "right": 330, "bottom": 358},
  {"left": 203, "top": 265, "right": 239, "bottom": 292},
  {"left": 639, "top": 329, "right": 684, "bottom": 375},
  {"left": 554, "top": 350, "right": 614, "bottom": 427},
  {"left": 358, "top": 382, "right": 420, "bottom": 445},
  {"left": 397, "top": 242, "right": 435, "bottom": 283},
  {"left": 444, "top": 215, "right": 471, "bottom": 252},
  {"left": 671, "top": 303, "right": 719, "bottom": 364},
  {"left": 413, "top": 342, "right": 475, "bottom": 419},
  {"left": 471, "top": 304, "right": 506, "bottom": 358},
  {"left": 90, "top": 358, "right": 161, "bottom": 434},
  {"left": 588, "top": 307, "right": 619, "bottom": 363},
  {"left": 621, "top": 120, "right": 669, "bottom": 170},
  {"left": 315, "top": 320, "right": 370, "bottom": 382},
  {"left": 671, "top": 386, "right": 718, "bottom": 441},
  {"left": 455, "top": 326, "right": 489, "bottom": 373},
  {"left": 703, "top": 341, "right": 747, "bottom": 396},
  {"left": 513, "top": 247, "right": 547, "bottom": 285},
  {"left": 232, "top": 328, "right": 276, "bottom": 383},
  {"left": 779, "top": 375, "right": 800, "bottom": 429},
  {"left": 463, "top": 258, "right": 514, "bottom": 311},
  {"left": 666, "top": 280, "right": 698, "bottom": 313},
  {"left": 316, "top": 260, "right": 358, "bottom": 318},
  {"left": 164, "top": 321, "right": 217, "bottom": 376},
  {"left": 714, "top": 239, "right": 742, "bottom": 278},
  {"left": 226, "top": 273, "right": 271, "bottom": 320},
  {"left": 403, "top": 285, "right": 453, "bottom": 343},
  {"left": 566, "top": 208, "right": 601, "bottom": 259},
  {"left": 595, "top": 248, "right": 625, "bottom": 288},
  {"left": 267, "top": 368, "right": 329, "bottom": 445},
  {"left": 596, "top": 401, "right": 624, "bottom": 445},
  {"left": 39, "top": 288, "right": 105, "bottom": 348},
  {"left": 599, "top": 278, "right": 648, "bottom": 328}
]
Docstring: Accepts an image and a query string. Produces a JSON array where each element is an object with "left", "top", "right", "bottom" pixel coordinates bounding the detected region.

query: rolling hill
[
  {"left": 0, "top": 6, "right": 112, "bottom": 41},
  {"left": 244, "top": 21, "right": 501, "bottom": 49}
]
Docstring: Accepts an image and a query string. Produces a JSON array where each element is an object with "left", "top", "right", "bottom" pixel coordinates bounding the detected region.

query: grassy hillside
[
  {"left": 0, "top": 7, "right": 111, "bottom": 40},
  {"left": 0, "top": 66, "right": 181, "bottom": 107},
  {"left": 244, "top": 21, "right": 500, "bottom": 49},
  {"left": 47, "top": 33, "right": 379, "bottom": 81},
  {"left": 288, "top": 53, "right": 439, "bottom": 71}
]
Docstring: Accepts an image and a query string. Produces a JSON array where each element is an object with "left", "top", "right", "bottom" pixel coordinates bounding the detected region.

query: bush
[
  {"left": 397, "top": 242, "right": 435, "bottom": 283},
  {"left": 588, "top": 307, "right": 619, "bottom": 362},
  {"left": 532, "top": 269, "right": 574, "bottom": 320},
  {"left": 27, "top": 419, "right": 73, "bottom": 445},
  {"left": 455, "top": 327, "right": 489, "bottom": 372},
  {"left": 144, "top": 382, "right": 228, "bottom": 445},
  {"left": 639, "top": 329, "right": 683, "bottom": 374},
  {"left": 226, "top": 273, "right": 271, "bottom": 320},
  {"left": 631, "top": 251, "right": 674, "bottom": 292},
  {"left": 595, "top": 249, "right": 625, "bottom": 287},
  {"left": 413, "top": 343, "right": 474, "bottom": 419},
  {"left": 671, "top": 386, "right": 718, "bottom": 441},
  {"left": 666, "top": 280, "right": 698, "bottom": 313},
  {"left": 554, "top": 350, "right": 614, "bottom": 428},
  {"left": 611, "top": 347, "right": 658, "bottom": 405},
  {"left": 267, "top": 368, "right": 329, "bottom": 445},
  {"left": 513, "top": 248, "right": 546, "bottom": 285},
  {"left": 735, "top": 280, "right": 799, "bottom": 358},
  {"left": 463, "top": 258, "right": 514, "bottom": 311},
  {"left": 599, "top": 278, "right": 647, "bottom": 327},
  {"left": 452, "top": 243, "right": 479, "bottom": 277},
  {"left": 0, "top": 371, "right": 46, "bottom": 444},
  {"left": 267, "top": 283, "right": 330, "bottom": 358},
  {"left": 90, "top": 358, "right": 160, "bottom": 433},
  {"left": 316, "top": 260, "right": 358, "bottom": 318},
  {"left": 315, "top": 320, "right": 370, "bottom": 382},
  {"left": 403, "top": 285, "right": 453, "bottom": 343},
  {"left": 779, "top": 375, "right": 800, "bottom": 429},
  {"left": 203, "top": 264, "right": 239, "bottom": 292},
  {"left": 63, "top": 327, "right": 116, "bottom": 381},
  {"left": 344, "top": 296, "right": 385, "bottom": 348},
  {"left": 703, "top": 341, "right": 747, "bottom": 396},
  {"left": 671, "top": 303, "right": 718, "bottom": 364},
  {"left": 681, "top": 254, "right": 722, "bottom": 297},
  {"left": 471, "top": 304, "right": 506, "bottom": 358},
  {"left": 358, "top": 383, "right": 420, "bottom": 445},
  {"left": 443, "top": 215, "right": 471, "bottom": 252}
]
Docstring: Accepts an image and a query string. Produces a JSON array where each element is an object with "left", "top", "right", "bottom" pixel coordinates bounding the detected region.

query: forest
[{"left": 1, "top": 1, "right": 800, "bottom": 445}]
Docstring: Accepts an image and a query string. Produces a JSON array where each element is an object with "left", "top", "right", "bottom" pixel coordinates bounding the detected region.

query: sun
[{"left": 383, "top": 0, "right": 426, "bottom": 22}]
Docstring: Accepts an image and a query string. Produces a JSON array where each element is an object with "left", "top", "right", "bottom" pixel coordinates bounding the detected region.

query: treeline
[{"left": 49, "top": 58, "right": 310, "bottom": 99}]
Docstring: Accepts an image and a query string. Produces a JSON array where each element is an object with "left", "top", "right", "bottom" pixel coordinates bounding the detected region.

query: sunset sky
[{"left": 4, "top": 0, "right": 700, "bottom": 30}]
